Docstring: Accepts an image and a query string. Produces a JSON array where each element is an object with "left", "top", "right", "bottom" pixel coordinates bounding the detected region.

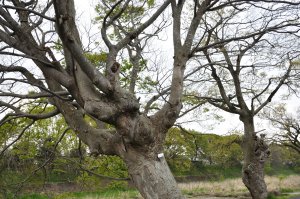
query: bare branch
[
  {"left": 254, "top": 61, "right": 292, "bottom": 115},
  {"left": 1, "top": 4, "right": 55, "bottom": 22}
]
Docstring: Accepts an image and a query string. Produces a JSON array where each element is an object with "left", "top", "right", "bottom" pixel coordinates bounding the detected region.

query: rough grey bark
[
  {"left": 121, "top": 146, "right": 183, "bottom": 199},
  {"left": 240, "top": 116, "right": 269, "bottom": 199}
]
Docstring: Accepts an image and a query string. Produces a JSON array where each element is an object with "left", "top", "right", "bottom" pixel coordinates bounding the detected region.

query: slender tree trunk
[
  {"left": 241, "top": 117, "right": 269, "bottom": 199},
  {"left": 122, "top": 146, "right": 185, "bottom": 199}
]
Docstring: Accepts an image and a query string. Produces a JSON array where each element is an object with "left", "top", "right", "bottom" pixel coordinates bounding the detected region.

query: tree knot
[{"left": 254, "top": 134, "right": 270, "bottom": 163}]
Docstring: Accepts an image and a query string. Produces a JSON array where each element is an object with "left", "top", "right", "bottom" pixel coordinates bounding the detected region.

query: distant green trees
[
  {"left": 164, "top": 128, "right": 243, "bottom": 175},
  {"left": 164, "top": 128, "right": 300, "bottom": 178}
]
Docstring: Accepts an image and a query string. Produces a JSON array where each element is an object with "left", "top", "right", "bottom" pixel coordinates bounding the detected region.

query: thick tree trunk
[
  {"left": 242, "top": 157, "right": 267, "bottom": 199},
  {"left": 241, "top": 117, "right": 269, "bottom": 199},
  {"left": 122, "top": 147, "right": 185, "bottom": 199}
]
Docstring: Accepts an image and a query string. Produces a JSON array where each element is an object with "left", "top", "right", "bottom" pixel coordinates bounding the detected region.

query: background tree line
[{"left": 1, "top": 114, "right": 299, "bottom": 197}]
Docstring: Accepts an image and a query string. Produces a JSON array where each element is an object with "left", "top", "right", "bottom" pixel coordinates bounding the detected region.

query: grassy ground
[
  {"left": 13, "top": 175, "right": 300, "bottom": 199},
  {"left": 180, "top": 175, "right": 300, "bottom": 198},
  {"left": 14, "top": 189, "right": 140, "bottom": 199}
]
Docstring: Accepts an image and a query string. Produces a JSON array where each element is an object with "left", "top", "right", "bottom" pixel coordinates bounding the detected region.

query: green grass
[
  {"left": 267, "top": 193, "right": 300, "bottom": 199},
  {"left": 264, "top": 165, "right": 300, "bottom": 177},
  {"left": 18, "top": 193, "right": 49, "bottom": 199},
  {"left": 55, "top": 189, "right": 139, "bottom": 199},
  {"left": 14, "top": 188, "right": 140, "bottom": 199},
  {"left": 3, "top": 166, "right": 299, "bottom": 199}
]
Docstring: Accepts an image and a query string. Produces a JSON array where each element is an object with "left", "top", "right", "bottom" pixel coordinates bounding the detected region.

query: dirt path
[
  {"left": 188, "top": 196, "right": 251, "bottom": 199},
  {"left": 190, "top": 197, "right": 239, "bottom": 199},
  {"left": 188, "top": 192, "right": 300, "bottom": 199}
]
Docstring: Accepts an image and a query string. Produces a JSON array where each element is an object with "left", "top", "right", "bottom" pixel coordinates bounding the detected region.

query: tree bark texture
[
  {"left": 113, "top": 114, "right": 186, "bottom": 198},
  {"left": 122, "top": 146, "right": 184, "bottom": 199},
  {"left": 241, "top": 116, "right": 270, "bottom": 199}
]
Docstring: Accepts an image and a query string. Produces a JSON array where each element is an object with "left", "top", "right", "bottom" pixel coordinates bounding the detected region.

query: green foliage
[
  {"left": 264, "top": 163, "right": 300, "bottom": 177},
  {"left": 18, "top": 193, "right": 49, "bottom": 199},
  {"left": 147, "top": 0, "right": 155, "bottom": 7},
  {"left": 106, "top": 181, "right": 128, "bottom": 191},
  {"left": 54, "top": 189, "right": 139, "bottom": 199},
  {"left": 75, "top": 171, "right": 102, "bottom": 190},
  {"left": 85, "top": 52, "right": 108, "bottom": 68},
  {"left": 267, "top": 193, "right": 298, "bottom": 199},
  {"left": 164, "top": 128, "right": 243, "bottom": 176},
  {"left": 86, "top": 156, "right": 128, "bottom": 178},
  {"left": 182, "top": 92, "right": 201, "bottom": 105},
  {"left": 265, "top": 143, "right": 300, "bottom": 175},
  {"left": 52, "top": 39, "right": 63, "bottom": 52},
  {"left": 119, "top": 59, "right": 133, "bottom": 87},
  {"left": 93, "top": 0, "right": 162, "bottom": 94},
  {"left": 94, "top": 0, "right": 156, "bottom": 31},
  {"left": 119, "top": 59, "right": 151, "bottom": 90}
]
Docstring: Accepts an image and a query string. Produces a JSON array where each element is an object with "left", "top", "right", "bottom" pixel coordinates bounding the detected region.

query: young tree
[
  {"left": 0, "top": 1, "right": 300, "bottom": 198},
  {"left": 188, "top": 2, "right": 300, "bottom": 198}
]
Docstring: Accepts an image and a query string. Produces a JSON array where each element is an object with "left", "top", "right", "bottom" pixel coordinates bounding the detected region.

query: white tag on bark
[{"left": 157, "top": 153, "right": 164, "bottom": 159}]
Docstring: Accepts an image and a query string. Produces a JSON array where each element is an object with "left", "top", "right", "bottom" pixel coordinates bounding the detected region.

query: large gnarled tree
[
  {"left": 1, "top": 1, "right": 300, "bottom": 198},
  {"left": 0, "top": 0, "right": 212, "bottom": 198}
]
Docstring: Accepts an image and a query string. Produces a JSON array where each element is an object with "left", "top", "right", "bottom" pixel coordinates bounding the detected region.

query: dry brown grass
[
  {"left": 61, "top": 175, "right": 300, "bottom": 198},
  {"left": 266, "top": 175, "right": 300, "bottom": 192},
  {"left": 179, "top": 175, "right": 300, "bottom": 197}
]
